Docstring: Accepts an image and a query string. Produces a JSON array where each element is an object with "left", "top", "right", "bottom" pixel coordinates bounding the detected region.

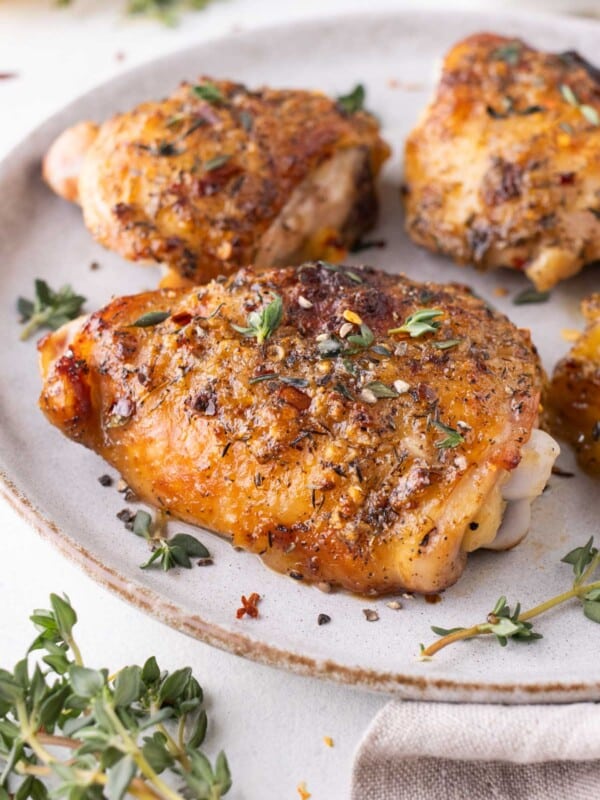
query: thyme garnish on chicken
[
  {"left": 336, "top": 84, "right": 366, "bottom": 115},
  {"left": 0, "top": 594, "right": 232, "bottom": 800},
  {"left": 560, "top": 83, "right": 600, "bottom": 126},
  {"left": 421, "top": 537, "right": 600, "bottom": 658},
  {"left": 231, "top": 294, "right": 283, "bottom": 344},
  {"left": 18, "top": 280, "right": 86, "bottom": 341},
  {"left": 388, "top": 308, "right": 443, "bottom": 338},
  {"left": 432, "top": 420, "right": 465, "bottom": 449}
]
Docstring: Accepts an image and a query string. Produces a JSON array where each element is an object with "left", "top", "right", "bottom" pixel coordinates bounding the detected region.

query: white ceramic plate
[{"left": 1, "top": 8, "right": 599, "bottom": 703}]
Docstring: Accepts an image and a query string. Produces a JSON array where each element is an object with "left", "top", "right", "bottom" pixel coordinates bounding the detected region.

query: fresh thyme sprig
[
  {"left": 231, "top": 295, "right": 283, "bottom": 345},
  {"left": 58, "top": 0, "right": 217, "bottom": 26},
  {"left": 0, "top": 594, "right": 231, "bottom": 800},
  {"left": 432, "top": 420, "right": 464, "bottom": 450},
  {"left": 388, "top": 308, "right": 443, "bottom": 338},
  {"left": 130, "top": 510, "right": 211, "bottom": 572},
  {"left": 141, "top": 534, "right": 211, "bottom": 571},
  {"left": 18, "top": 280, "right": 86, "bottom": 341},
  {"left": 421, "top": 537, "right": 600, "bottom": 659}
]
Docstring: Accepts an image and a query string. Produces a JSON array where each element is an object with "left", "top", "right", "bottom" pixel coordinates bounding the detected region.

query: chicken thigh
[
  {"left": 404, "top": 34, "right": 600, "bottom": 290},
  {"left": 38, "top": 262, "right": 558, "bottom": 595},
  {"left": 43, "top": 80, "right": 389, "bottom": 285}
]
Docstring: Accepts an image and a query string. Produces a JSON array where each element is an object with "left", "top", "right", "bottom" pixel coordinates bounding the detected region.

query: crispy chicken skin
[
  {"left": 43, "top": 80, "right": 389, "bottom": 285},
  {"left": 404, "top": 33, "right": 600, "bottom": 290},
  {"left": 38, "top": 263, "right": 556, "bottom": 595},
  {"left": 548, "top": 295, "right": 600, "bottom": 473}
]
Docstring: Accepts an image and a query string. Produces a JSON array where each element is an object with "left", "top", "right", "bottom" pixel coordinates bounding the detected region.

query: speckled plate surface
[{"left": 1, "top": 8, "right": 599, "bottom": 702}]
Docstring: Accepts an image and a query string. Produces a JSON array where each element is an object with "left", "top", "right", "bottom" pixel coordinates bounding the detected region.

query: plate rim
[{"left": 2, "top": 6, "right": 600, "bottom": 702}]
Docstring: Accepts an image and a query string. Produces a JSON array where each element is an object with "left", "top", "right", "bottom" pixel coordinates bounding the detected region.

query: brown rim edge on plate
[
  {"left": 2, "top": 7, "right": 600, "bottom": 702},
  {"left": 3, "top": 466, "right": 600, "bottom": 702}
]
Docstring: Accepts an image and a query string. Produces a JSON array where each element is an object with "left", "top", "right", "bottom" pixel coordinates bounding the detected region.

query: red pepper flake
[
  {"left": 0, "top": 72, "right": 18, "bottom": 81},
  {"left": 558, "top": 172, "right": 576, "bottom": 185},
  {"left": 236, "top": 592, "right": 261, "bottom": 619},
  {"left": 171, "top": 311, "right": 193, "bottom": 326}
]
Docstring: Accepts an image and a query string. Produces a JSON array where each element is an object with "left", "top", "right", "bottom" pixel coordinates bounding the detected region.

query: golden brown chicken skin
[
  {"left": 548, "top": 295, "right": 600, "bottom": 473},
  {"left": 43, "top": 80, "right": 389, "bottom": 285},
  {"left": 404, "top": 33, "right": 600, "bottom": 290},
  {"left": 38, "top": 263, "right": 556, "bottom": 595}
]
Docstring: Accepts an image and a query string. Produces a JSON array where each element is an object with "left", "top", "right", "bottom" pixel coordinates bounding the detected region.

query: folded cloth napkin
[{"left": 352, "top": 700, "right": 600, "bottom": 800}]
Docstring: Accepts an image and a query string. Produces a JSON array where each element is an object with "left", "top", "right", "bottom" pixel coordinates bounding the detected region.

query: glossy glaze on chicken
[
  {"left": 43, "top": 80, "right": 389, "bottom": 285},
  {"left": 548, "top": 295, "right": 600, "bottom": 474},
  {"left": 38, "top": 263, "right": 557, "bottom": 595},
  {"left": 404, "top": 33, "right": 600, "bottom": 290}
]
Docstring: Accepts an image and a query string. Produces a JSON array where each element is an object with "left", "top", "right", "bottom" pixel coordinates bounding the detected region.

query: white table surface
[{"left": 0, "top": 1, "right": 592, "bottom": 797}]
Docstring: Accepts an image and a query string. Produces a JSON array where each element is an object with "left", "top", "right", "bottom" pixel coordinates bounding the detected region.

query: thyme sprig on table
[
  {"left": 421, "top": 537, "right": 600, "bottom": 659},
  {"left": 57, "top": 0, "right": 216, "bottom": 26},
  {"left": 18, "top": 280, "right": 86, "bottom": 341},
  {"left": 0, "top": 594, "right": 231, "bottom": 800}
]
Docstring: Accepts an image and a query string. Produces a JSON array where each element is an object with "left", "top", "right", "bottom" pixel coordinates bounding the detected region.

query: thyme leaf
[
  {"left": 204, "top": 154, "right": 232, "bottom": 172},
  {"left": 491, "top": 41, "right": 522, "bottom": 65},
  {"left": 231, "top": 294, "right": 283, "bottom": 344},
  {"left": 130, "top": 310, "right": 171, "bottom": 328},
  {"left": 432, "top": 420, "right": 464, "bottom": 449},
  {"left": 432, "top": 338, "right": 462, "bottom": 351},
  {"left": 513, "top": 288, "right": 551, "bottom": 305},
  {"left": 363, "top": 381, "right": 399, "bottom": 399},
  {"left": 560, "top": 83, "right": 600, "bottom": 126},
  {"left": 192, "top": 82, "right": 225, "bottom": 104},
  {"left": 388, "top": 308, "right": 443, "bottom": 338},
  {"left": 336, "top": 84, "right": 365, "bottom": 114}
]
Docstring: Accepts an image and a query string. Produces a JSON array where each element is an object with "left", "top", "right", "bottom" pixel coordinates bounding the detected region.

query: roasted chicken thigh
[
  {"left": 404, "top": 34, "right": 600, "bottom": 290},
  {"left": 38, "top": 263, "right": 558, "bottom": 595},
  {"left": 548, "top": 295, "right": 600, "bottom": 474},
  {"left": 43, "top": 80, "right": 389, "bottom": 285}
]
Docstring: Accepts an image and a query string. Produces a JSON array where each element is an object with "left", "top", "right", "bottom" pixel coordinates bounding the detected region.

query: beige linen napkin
[{"left": 352, "top": 701, "right": 600, "bottom": 800}]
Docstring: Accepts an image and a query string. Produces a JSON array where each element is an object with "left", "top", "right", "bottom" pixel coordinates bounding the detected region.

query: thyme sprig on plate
[
  {"left": 18, "top": 280, "right": 86, "bottom": 341},
  {"left": 0, "top": 594, "right": 231, "bottom": 800},
  {"left": 231, "top": 294, "right": 283, "bottom": 345},
  {"left": 130, "top": 510, "right": 211, "bottom": 572},
  {"left": 420, "top": 537, "right": 600, "bottom": 659}
]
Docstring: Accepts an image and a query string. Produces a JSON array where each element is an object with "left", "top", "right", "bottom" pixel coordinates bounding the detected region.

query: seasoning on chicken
[
  {"left": 43, "top": 80, "right": 389, "bottom": 285},
  {"left": 548, "top": 295, "right": 600, "bottom": 474},
  {"left": 38, "top": 262, "right": 558, "bottom": 595},
  {"left": 404, "top": 33, "right": 600, "bottom": 291}
]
